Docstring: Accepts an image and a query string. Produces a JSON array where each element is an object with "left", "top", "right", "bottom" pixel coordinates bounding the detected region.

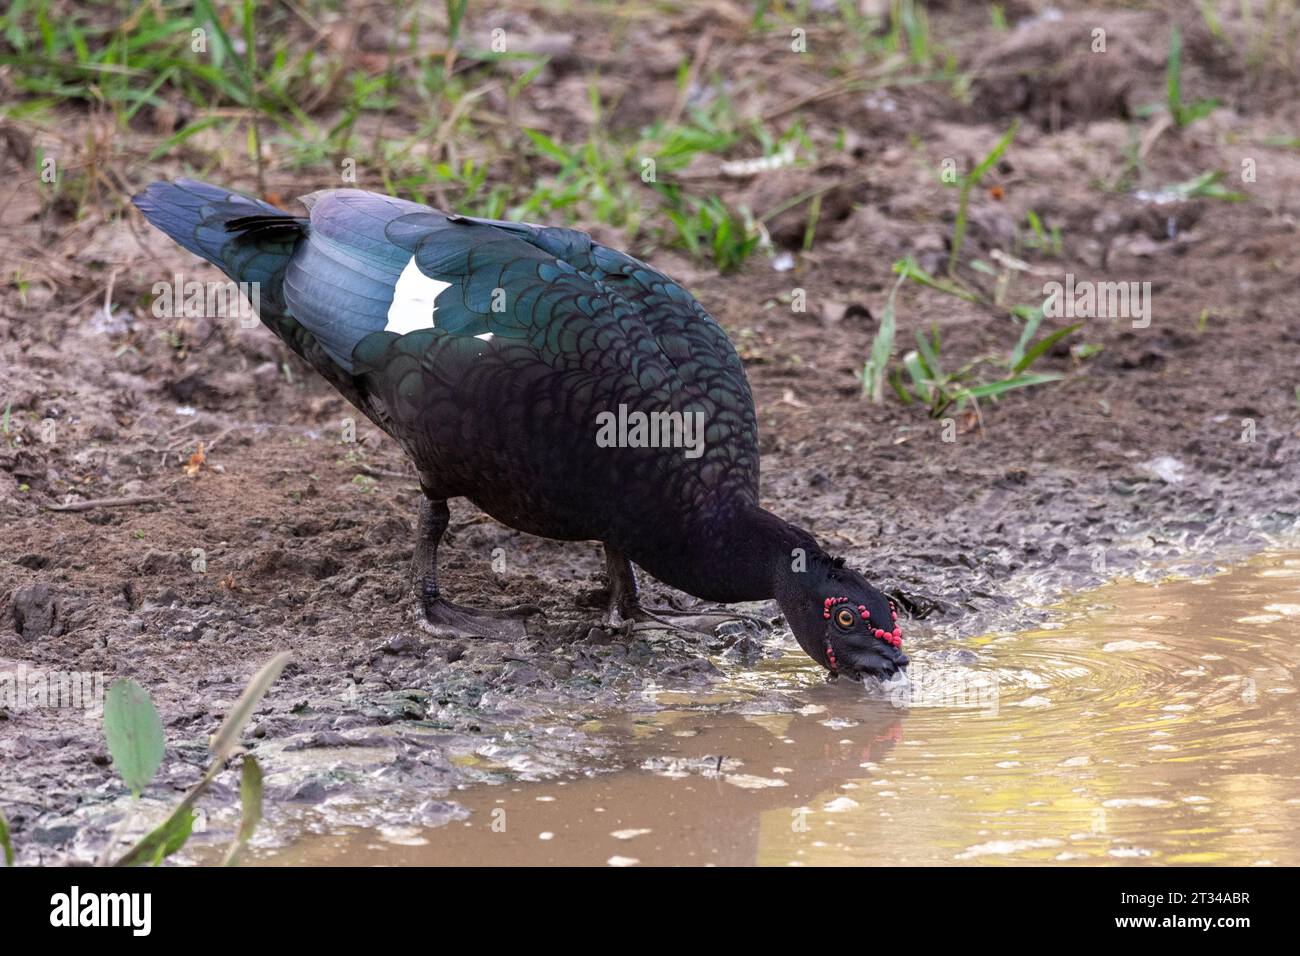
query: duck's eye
[{"left": 834, "top": 607, "right": 855, "bottom": 630}]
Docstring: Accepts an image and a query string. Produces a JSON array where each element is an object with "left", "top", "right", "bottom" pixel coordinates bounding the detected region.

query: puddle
[{"left": 233, "top": 552, "right": 1300, "bottom": 866}]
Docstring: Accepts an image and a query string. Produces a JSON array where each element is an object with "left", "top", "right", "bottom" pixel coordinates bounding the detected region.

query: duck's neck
[{"left": 653, "top": 503, "right": 826, "bottom": 603}]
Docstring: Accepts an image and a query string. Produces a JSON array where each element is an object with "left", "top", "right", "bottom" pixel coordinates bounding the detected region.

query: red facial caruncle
[{"left": 823, "top": 595, "right": 902, "bottom": 649}]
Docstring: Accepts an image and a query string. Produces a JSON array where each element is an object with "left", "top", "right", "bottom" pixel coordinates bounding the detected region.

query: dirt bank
[{"left": 1, "top": 1, "right": 1298, "bottom": 862}]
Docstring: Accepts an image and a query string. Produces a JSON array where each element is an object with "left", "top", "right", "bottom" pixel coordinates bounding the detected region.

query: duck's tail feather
[{"left": 131, "top": 178, "right": 306, "bottom": 291}]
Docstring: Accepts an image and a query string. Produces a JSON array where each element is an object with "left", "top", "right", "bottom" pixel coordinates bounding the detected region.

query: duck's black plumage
[{"left": 132, "top": 179, "right": 908, "bottom": 679}]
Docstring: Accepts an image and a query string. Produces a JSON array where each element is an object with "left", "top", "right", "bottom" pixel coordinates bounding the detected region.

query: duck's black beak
[{"left": 843, "top": 643, "right": 909, "bottom": 682}]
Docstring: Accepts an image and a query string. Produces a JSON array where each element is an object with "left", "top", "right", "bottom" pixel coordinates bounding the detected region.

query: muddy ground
[{"left": 2, "top": 1, "right": 1299, "bottom": 863}]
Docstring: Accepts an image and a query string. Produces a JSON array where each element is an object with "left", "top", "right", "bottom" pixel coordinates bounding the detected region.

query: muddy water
[{"left": 250, "top": 552, "right": 1300, "bottom": 866}]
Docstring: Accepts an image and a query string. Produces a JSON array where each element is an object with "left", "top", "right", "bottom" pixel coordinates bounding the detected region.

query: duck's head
[{"left": 777, "top": 558, "right": 908, "bottom": 682}]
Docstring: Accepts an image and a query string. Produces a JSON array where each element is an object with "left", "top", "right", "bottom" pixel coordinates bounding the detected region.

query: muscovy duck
[{"left": 132, "top": 180, "right": 907, "bottom": 680}]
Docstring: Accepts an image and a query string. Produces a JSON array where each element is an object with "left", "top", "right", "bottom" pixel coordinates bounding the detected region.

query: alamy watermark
[
  {"left": 595, "top": 404, "right": 706, "bottom": 459},
  {"left": 151, "top": 274, "right": 261, "bottom": 328},
  {"left": 888, "top": 661, "right": 999, "bottom": 715},
  {"left": 1043, "top": 273, "right": 1151, "bottom": 329},
  {"left": 1, "top": 666, "right": 106, "bottom": 720},
  {"left": 49, "top": 886, "right": 151, "bottom": 936}
]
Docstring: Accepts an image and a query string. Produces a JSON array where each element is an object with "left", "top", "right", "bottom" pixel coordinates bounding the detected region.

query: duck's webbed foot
[
  {"left": 412, "top": 496, "right": 542, "bottom": 641},
  {"left": 418, "top": 593, "right": 541, "bottom": 641}
]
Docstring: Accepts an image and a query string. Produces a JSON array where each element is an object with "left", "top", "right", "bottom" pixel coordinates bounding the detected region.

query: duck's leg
[
  {"left": 413, "top": 497, "right": 542, "bottom": 639},
  {"left": 602, "top": 546, "right": 770, "bottom": 635},
  {"left": 603, "top": 546, "right": 661, "bottom": 629}
]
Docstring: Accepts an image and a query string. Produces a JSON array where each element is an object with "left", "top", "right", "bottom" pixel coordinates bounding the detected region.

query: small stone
[
  {"left": 138, "top": 549, "right": 182, "bottom": 575},
  {"left": 12, "top": 581, "right": 60, "bottom": 639},
  {"left": 382, "top": 634, "right": 418, "bottom": 655}
]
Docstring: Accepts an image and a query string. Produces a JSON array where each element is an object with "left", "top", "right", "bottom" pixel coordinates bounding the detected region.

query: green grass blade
[
  {"left": 113, "top": 779, "right": 206, "bottom": 867},
  {"left": 146, "top": 114, "right": 230, "bottom": 161},
  {"left": 209, "top": 652, "right": 290, "bottom": 763},
  {"left": 963, "top": 372, "right": 1061, "bottom": 401},
  {"left": 969, "top": 120, "right": 1018, "bottom": 187},
  {"left": 222, "top": 755, "right": 264, "bottom": 866},
  {"left": 1167, "top": 24, "right": 1184, "bottom": 122},
  {"left": 902, "top": 350, "right": 932, "bottom": 401},
  {"left": 893, "top": 256, "right": 979, "bottom": 302},
  {"left": 889, "top": 369, "right": 914, "bottom": 404},
  {"left": 863, "top": 273, "right": 906, "bottom": 402},
  {"left": 914, "top": 325, "right": 944, "bottom": 380},
  {"left": 1008, "top": 306, "right": 1044, "bottom": 369},
  {"left": 521, "top": 127, "right": 574, "bottom": 166},
  {"left": 1012, "top": 322, "right": 1081, "bottom": 374},
  {"left": 0, "top": 808, "right": 12, "bottom": 866}
]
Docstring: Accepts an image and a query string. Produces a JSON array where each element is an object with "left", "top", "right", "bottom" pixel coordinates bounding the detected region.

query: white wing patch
[{"left": 386, "top": 256, "right": 452, "bottom": 334}]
